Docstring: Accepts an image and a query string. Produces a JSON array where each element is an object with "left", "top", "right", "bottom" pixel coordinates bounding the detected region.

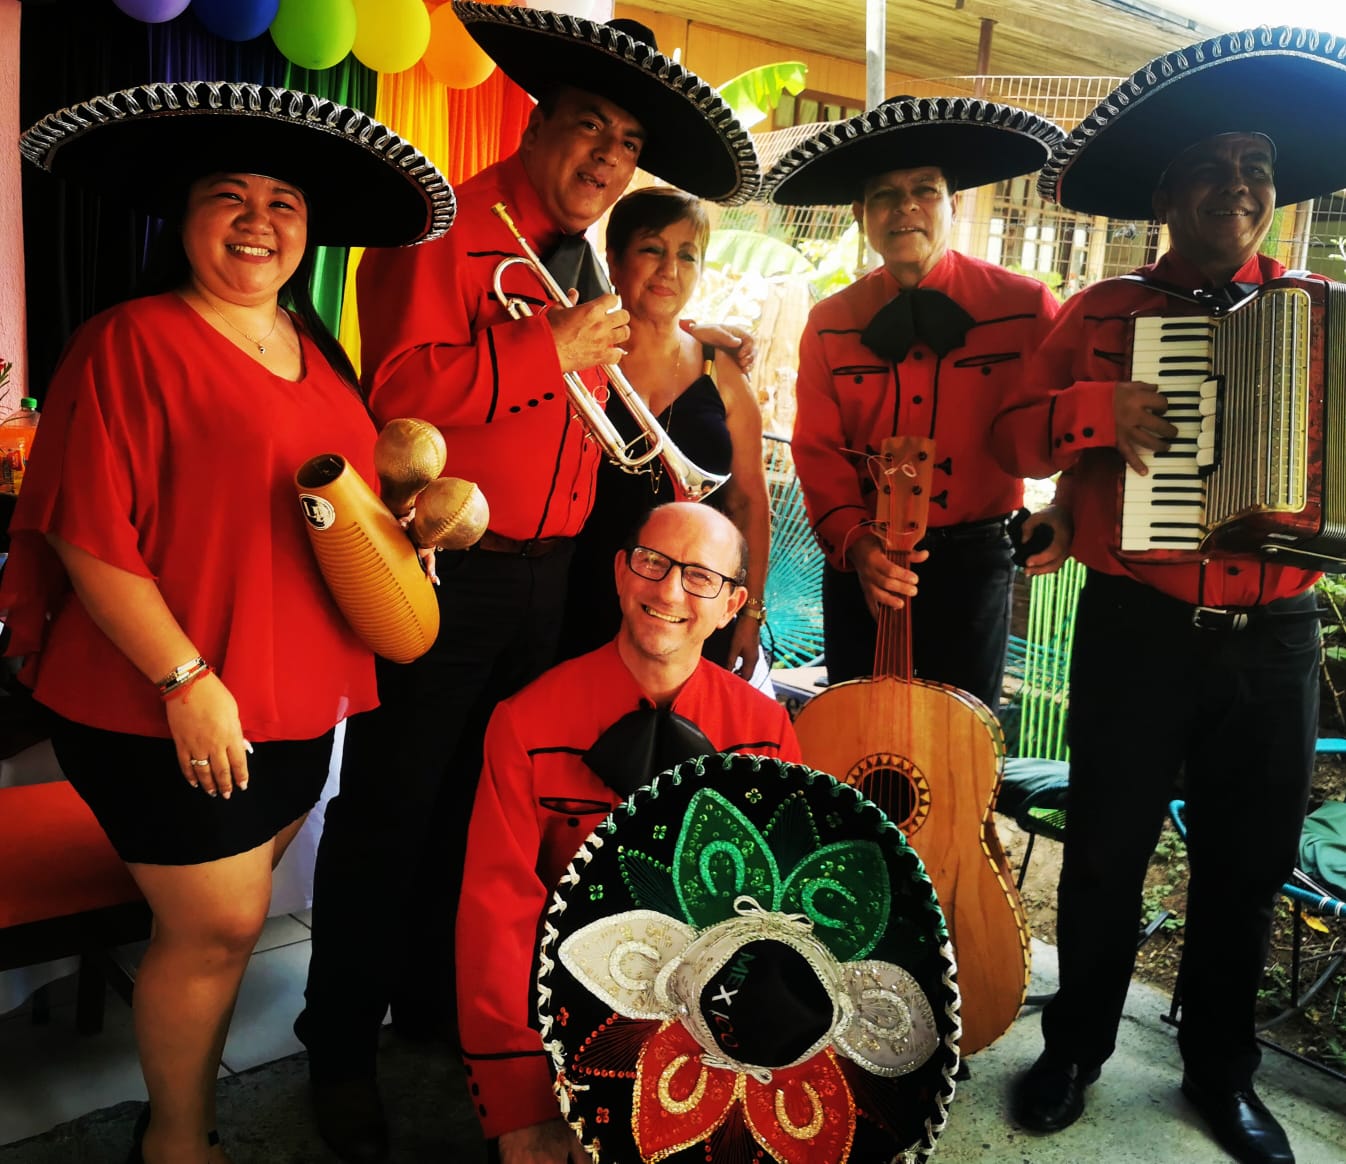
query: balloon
[
  {"left": 111, "top": 0, "right": 191, "bottom": 21},
  {"left": 351, "top": 0, "right": 431, "bottom": 75},
  {"left": 423, "top": 2, "right": 495, "bottom": 90},
  {"left": 270, "top": 0, "right": 357, "bottom": 71},
  {"left": 190, "top": 0, "right": 279, "bottom": 41}
]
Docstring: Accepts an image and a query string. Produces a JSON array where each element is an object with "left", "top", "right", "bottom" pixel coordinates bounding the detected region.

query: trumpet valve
[{"left": 375, "top": 418, "right": 447, "bottom": 517}]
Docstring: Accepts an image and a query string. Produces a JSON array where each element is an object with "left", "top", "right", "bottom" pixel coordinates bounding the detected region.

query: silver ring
[{"left": 189, "top": 758, "right": 211, "bottom": 767}]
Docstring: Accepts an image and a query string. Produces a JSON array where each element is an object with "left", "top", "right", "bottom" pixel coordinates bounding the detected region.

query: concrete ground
[{"left": 936, "top": 939, "right": 1346, "bottom": 1163}]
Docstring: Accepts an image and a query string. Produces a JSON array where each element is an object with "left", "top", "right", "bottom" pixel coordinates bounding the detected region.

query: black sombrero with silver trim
[
  {"left": 452, "top": 1, "right": 759, "bottom": 205},
  {"left": 534, "top": 753, "right": 960, "bottom": 1163},
  {"left": 766, "top": 96, "right": 1064, "bottom": 206},
  {"left": 1039, "top": 25, "right": 1346, "bottom": 220},
  {"left": 20, "top": 81, "right": 455, "bottom": 247}
]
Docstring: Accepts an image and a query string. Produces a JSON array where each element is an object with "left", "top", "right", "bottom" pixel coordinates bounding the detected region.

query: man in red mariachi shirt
[
  {"left": 767, "top": 98, "right": 1068, "bottom": 709},
  {"left": 296, "top": 9, "right": 760, "bottom": 1162},
  {"left": 458, "top": 502, "right": 802, "bottom": 1162},
  {"left": 992, "top": 28, "right": 1346, "bottom": 1163}
]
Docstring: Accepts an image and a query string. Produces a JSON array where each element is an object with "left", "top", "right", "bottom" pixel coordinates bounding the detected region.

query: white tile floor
[{"left": 0, "top": 911, "right": 317, "bottom": 1147}]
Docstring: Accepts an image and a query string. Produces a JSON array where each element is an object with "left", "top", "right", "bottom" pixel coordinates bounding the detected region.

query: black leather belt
[
  {"left": 475, "top": 531, "right": 571, "bottom": 558},
  {"left": 919, "top": 513, "right": 1012, "bottom": 546},
  {"left": 1190, "top": 604, "right": 1323, "bottom": 631}
]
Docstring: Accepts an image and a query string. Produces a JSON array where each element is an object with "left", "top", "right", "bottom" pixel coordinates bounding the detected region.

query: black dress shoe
[
  {"left": 1181, "top": 1076, "right": 1295, "bottom": 1164},
  {"left": 309, "top": 1078, "right": 390, "bottom": 1164},
  {"left": 1010, "top": 1052, "right": 1100, "bottom": 1132}
]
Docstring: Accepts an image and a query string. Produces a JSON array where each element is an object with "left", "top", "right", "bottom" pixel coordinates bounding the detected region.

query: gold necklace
[{"left": 195, "top": 293, "right": 281, "bottom": 355}]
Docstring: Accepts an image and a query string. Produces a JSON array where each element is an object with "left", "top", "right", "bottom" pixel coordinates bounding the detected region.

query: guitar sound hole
[{"left": 849, "top": 752, "right": 930, "bottom": 835}]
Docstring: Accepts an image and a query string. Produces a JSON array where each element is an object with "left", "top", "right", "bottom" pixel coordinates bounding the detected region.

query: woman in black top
[{"left": 557, "top": 188, "right": 770, "bottom": 678}]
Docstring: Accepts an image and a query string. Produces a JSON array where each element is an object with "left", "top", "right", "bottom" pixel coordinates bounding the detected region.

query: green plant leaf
[
  {"left": 717, "top": 61, "right": 808, "bottom": 131},
  {"left": 780, "top": 840, "right": 891, "bottom": 961},
  {"left": 706, "top": 229, "right": 816, "bottom": 278},
  {"left": 673, "top": 788, "right": 781, "bottom": 929}
]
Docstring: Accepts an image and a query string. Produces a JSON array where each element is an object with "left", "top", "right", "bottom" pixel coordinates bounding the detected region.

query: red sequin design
[{"left": 633, "top": 1021, "right": 858, "bottom": 1162}]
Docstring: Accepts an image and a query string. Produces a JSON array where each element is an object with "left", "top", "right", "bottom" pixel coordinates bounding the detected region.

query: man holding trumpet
[{"left": 296, "top": 6, "right": 760, "bottom": 1161}]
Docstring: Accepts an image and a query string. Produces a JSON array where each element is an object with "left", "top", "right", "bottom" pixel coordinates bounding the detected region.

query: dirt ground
[{"left": 997, "top": 754, "right": 1346, "bottom": 1074}]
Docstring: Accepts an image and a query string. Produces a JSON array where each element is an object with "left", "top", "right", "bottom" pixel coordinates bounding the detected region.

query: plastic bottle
[{"left": 0, "top": 398, "right": 40, "bottom": 495}]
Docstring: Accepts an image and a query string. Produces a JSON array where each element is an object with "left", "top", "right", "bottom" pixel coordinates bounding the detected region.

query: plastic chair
[
  {"left": 998, "top": 558, "right": 1087, "bottom": 890},
  {"left": 761, "top": 434, "right": 825, "bottom": 669},
  {"left": 1166, "top": 753, "right": 1346, "bottom": 1080},
  {"left": 0, "top": 781, "right": 149, "bottom": 1033}
]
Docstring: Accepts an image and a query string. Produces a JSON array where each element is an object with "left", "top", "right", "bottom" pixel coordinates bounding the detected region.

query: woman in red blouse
[{"left": 7, "top": 84, "right": 452, "bottom": 1164}]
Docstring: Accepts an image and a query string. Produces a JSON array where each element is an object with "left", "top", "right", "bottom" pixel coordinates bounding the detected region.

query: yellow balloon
[
  {"left": 351, "top": 0, "right": 431, "bottom": 75},
  {"left": 423, "top": 1, "right": 496, "bottom": 89}
]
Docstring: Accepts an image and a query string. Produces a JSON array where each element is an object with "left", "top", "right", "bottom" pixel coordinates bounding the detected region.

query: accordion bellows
[{"left": 296, "top": 453, "right": 440, "bottom": 664}]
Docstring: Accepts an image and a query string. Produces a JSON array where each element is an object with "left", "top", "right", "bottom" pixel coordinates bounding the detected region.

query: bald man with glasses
[{"left": 455, "top": 502, "right": 801, "bottom": 1162}]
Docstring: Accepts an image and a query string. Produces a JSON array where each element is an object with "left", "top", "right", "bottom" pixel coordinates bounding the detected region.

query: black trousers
[
  {"left": 822, "top": 523, "right": 1014, "bottom": 711},
  {"left": 299, "top": 543, "right": 574, "bottom": 1079},
  {"left": 1042, "top": 570, "right": 1319, "bottom": 1089}
]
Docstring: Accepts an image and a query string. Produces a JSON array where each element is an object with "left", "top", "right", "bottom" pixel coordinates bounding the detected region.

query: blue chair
[
  {"left": 1166, "top": 742, "right": 1346, "bottom": 1081},
  {"left": 761, "top": 434, "right": 824, "bottom": 669}
]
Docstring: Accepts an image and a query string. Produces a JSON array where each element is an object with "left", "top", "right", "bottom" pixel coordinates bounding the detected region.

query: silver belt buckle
[{"left": 1192, "top": 605, "right": 1249, "bottom": 631}]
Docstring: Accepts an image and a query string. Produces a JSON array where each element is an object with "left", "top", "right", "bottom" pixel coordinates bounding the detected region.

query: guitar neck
[{"left": 873, "top": 547, "right": 914, "bottom": 681}]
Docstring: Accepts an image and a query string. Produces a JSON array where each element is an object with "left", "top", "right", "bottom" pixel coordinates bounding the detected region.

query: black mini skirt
[{"left": 51, "top": 715, "right": 335, "bottom": 866}]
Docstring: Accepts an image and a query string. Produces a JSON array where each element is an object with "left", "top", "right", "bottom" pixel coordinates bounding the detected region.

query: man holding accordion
[{"left": 991, "top": 26, "right": 1346, "bottom": 1164}]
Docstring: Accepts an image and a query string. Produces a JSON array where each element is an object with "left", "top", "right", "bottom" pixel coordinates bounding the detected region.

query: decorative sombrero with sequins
[
  {"left": 765, "top": 96, "right": 1064, "bottom": 206},
  {"left": 453, "top": 1, "right": 760, "bottom": 205},
  {"left": 534, "top": 753, "right": 960, "bottom": 1163},
  {"left": 1039, "top": 25, "right": 1346, "bottom": 220},
  {"left": 19, "top": 81, "right": 455, "bottom": 247}
]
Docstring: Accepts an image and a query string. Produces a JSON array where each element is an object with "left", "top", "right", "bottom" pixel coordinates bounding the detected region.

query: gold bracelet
[{"left": 743, "top": 603, "right": 767, "bottom": 622}]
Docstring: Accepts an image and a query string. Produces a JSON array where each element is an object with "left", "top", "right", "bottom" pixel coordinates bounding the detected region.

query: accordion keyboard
[{"left": 1123, "top": 316, "right": 1219, "bottom": 551}]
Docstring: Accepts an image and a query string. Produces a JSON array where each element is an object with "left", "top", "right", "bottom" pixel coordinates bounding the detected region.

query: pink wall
[{"left": 0, "top": 0, "right": 24, "bottom": 414}]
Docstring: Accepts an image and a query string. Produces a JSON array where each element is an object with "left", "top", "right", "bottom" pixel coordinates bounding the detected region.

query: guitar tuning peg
[
  {"left": 934, "top": 457, "right": 952, "bottom": 474},
  {"left": 930, "top": 489, "right": 949, "bottom": 509}
]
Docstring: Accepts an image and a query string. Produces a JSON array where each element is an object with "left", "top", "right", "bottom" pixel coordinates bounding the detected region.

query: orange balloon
[{"left": 423, "top": 0, "right": 496, "bottom": 89}]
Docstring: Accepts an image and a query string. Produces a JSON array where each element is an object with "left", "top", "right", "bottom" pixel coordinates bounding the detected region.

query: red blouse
[{"left": 1, "top": 292, "right": 379, "bottom": 741}]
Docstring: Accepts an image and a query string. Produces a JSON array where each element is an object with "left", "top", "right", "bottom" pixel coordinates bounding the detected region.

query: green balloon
[{"left": 269, "top": 0, "right": 357, "bottom": 71}]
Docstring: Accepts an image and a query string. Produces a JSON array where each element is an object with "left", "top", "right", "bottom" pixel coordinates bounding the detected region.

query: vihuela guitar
[{"left": 792, "top": 434, "right": 1030, "bottom": 1054}]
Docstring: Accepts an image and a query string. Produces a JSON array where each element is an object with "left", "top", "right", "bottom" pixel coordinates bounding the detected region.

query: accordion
[{"left": 1121, "top": 277, "right": 1346, "bottom": 569}]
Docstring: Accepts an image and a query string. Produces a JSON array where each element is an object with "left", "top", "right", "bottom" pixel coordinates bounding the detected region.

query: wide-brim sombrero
[
  {"left": 1039, "top": 25, "right": 1346, "bottom": 220},
  {"left": 20, "top": 81, "right": 455, "bottom": 247},
  {"left": 453, "top": 1, "right": 760, "bottom": 205},
  {"left": 534, "top": 752, "right": 960, "bottom": 1163},
  {"left": 766, "top": 96, "right": 1064, "bottom": 206}
]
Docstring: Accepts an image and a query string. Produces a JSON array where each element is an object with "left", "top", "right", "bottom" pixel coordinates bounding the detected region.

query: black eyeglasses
[{"left": 625, "top": 545, "right": 740, "bottom": 599}]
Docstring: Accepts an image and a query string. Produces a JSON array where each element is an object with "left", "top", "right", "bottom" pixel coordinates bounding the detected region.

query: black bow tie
[
  {"left": 860, "top": 287, "right": 975, "bottom": 362},
  {"left": 542, "top": 233, "right": 611, "bottom": 306},
  {"left": 582, "top": 705, "right": 715, "bottom": 797}
]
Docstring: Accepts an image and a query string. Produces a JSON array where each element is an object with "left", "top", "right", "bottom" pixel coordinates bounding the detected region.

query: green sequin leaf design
[
  {"left": 618, "top": 848, "right": 681, "bottom": 919},
  {"left": 779, "top": 840, "right": 891, "bottom": 962},
  {"left": 673, "top": 788, "right": 781, "bottom": 929}
]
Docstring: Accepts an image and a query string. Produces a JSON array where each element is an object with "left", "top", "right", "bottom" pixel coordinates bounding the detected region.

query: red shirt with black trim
[
  {"left": 990, "top": 250, "right": 1321, "bottom": 605},
  {"left": 455, "top": 641, "right": 802, "bottom": 1140},
  {"left": 356, "top": 152, "right": 606, "bottom": 541},
  {"left": 793, "top": 249, "right": 1059, "bottom": 568},
  {"left": 0, "top": 293, "right": 378, "bottom": 741}
]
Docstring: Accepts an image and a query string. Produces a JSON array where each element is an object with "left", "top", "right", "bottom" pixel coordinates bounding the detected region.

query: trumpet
[{"left": 490, "top": 201, "right": 729, "bottom": 503}]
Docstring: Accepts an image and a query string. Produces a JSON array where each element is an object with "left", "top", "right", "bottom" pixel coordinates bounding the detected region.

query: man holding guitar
[
  {"left": 992, "top": 27, "right": 1346, "bottom": 1164},
  {"left": 766, "top": 96, "right": 1070, "bottom": 710}
]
